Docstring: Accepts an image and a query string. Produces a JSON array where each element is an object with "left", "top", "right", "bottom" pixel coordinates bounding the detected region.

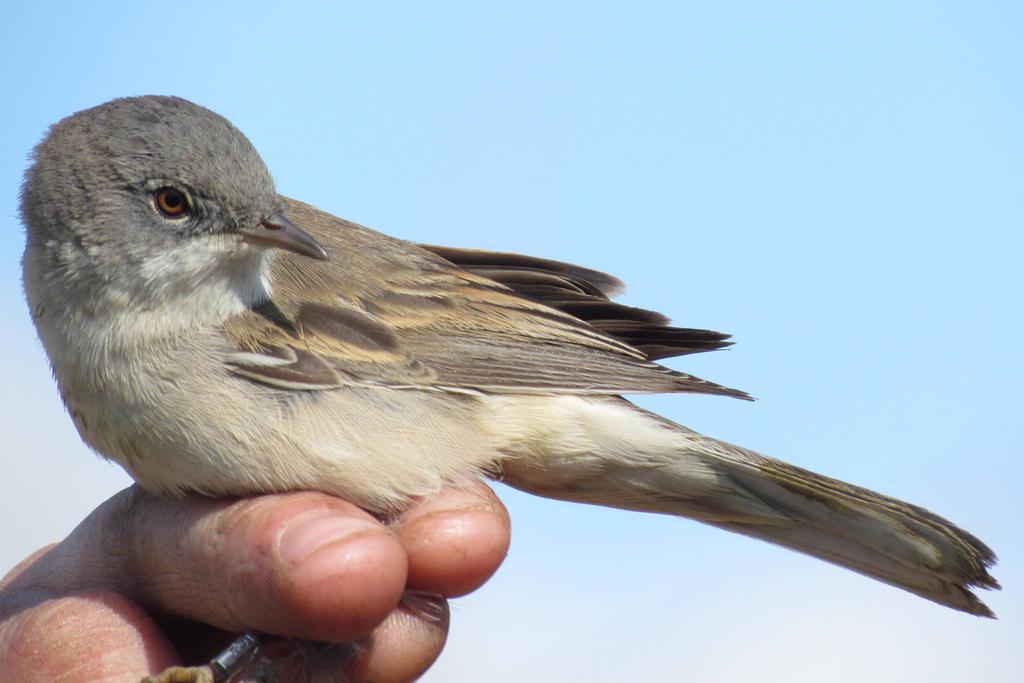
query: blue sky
[{"left": 1, "top": 2, "right": 1020, "bottom": 680}]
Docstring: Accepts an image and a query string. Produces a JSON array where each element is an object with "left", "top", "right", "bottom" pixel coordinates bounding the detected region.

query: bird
[{"left": 20, "top": 96, "right": 998, "bottom": 682}]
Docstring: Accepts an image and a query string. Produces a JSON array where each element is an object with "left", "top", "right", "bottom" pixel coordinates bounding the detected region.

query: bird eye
[{"left": 153, "top": 187, "right": 190, "bottom": 218}]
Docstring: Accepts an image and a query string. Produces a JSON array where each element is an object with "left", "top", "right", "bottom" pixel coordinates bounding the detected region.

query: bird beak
[{"left": 239, "top": 213, "right": 329, "bottom": 261}]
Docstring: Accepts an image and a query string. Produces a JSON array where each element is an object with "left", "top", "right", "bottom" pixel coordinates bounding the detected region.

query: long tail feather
[{"left": 497, "top": 398, "right": 999, "bottom": 616}]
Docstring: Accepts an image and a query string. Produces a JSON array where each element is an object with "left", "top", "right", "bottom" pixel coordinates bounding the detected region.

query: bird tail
[{"left": 497, "top": 398, "right": 999, "bottom": 616}]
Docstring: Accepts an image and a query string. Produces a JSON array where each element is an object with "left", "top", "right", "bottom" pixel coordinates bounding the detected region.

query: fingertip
[
  {"left": 230, "top": 493, "right": 409, "bottom": 640},
  {"left": 122, "top": 491, "right": 410, "bottom": 643},
  {"left": 277, "top": 516, "right": 409, "bottom": 640},
  {"left": 399, "top": 483, "right": 511, "bottom": 597},
  {"left": 346, "top": 600, "right": 450, "bottom": 683}
]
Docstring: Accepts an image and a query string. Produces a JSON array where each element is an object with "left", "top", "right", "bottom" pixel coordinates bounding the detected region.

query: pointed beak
[{"left": 239, "top": 213, "right": 329, "bottom": 261}]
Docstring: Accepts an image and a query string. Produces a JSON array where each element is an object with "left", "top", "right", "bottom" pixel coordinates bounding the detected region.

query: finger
[
  {"left": 0, "top": 588, "right": 177, "bottom": 683},
  {"left": 0, "top": 544, "right": 57, "bottom": 588},
  {"left": 168, "top": 593, "right": 450, "bottom": 682},
  {"left": 19, "top": 487, "right": 409, "bottom": 643},
  {"left": 397, "top": 480, "right": 511, "bottom": 597},
  {"left": 346, "top": 596, "right": 450, "bottom": 683}
]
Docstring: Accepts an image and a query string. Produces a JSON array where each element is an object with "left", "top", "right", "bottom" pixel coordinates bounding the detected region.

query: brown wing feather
[
  {"left": 419, "top": 245, "right": 734, "bottom": 360},
  {"left": 222, "top": 197, "right": 749, "bottom": 399}
]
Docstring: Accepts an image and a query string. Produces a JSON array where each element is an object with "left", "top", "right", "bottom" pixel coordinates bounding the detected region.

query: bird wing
[
  {"left": 223, "top": 197, "right": 748, "bottom": 398},
  {"left": 419, "top": 245, "right": 735, "bottom": 360}
]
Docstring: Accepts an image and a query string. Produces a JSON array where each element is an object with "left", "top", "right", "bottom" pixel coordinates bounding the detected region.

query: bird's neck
[{"left": 29, "top": 243, "right": 273, "bottom": 355}]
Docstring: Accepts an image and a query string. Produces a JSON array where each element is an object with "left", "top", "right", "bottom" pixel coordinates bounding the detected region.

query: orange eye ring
[{"left": 154, "top": 187, "right": 190, "bottom": 217}]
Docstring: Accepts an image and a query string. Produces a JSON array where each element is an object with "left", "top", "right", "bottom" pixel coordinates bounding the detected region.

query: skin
[{"left": 0, "top": 482, "right": 510, "bottom": 682}]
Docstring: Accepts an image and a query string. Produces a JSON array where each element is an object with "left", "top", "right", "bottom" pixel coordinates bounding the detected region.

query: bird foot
[
  {"left": 141, "top": 666, "right": 216, "bottom": 683},
  {"left": 141, "top": 632, "right": 262, "bottom": 683}
]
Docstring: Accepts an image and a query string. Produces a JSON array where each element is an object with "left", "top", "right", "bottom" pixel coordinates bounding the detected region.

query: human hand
[{"left": 0, "top": 482, "right": 510, "bottom": 682}]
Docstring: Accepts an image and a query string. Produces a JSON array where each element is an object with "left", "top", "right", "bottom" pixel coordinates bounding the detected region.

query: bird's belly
[{"left": 65, "top": 348, "right": 497, "bottom": 512}]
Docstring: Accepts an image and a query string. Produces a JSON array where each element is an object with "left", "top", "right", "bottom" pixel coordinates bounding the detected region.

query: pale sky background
[{"left": 1, "top": 2, "right": 1020, "bottom": 681}]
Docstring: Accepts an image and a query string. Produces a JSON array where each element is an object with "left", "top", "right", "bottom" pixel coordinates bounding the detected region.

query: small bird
[{"left": 21, "top": 96, "right": 998, "bottom": 681}]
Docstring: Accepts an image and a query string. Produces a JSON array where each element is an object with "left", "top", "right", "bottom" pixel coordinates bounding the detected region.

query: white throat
[
  {"left": 30, "top": 236, "right": 274, "bottom": 352},
  {"left": 131, "top": 238, "right": 273, "bottom": 332}
]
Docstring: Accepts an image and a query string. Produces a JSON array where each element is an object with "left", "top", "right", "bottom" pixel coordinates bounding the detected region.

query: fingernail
[
  {"left": 402, "top": 501, "right": 509, "bottom": 536},
  {"left": 279, "top": 512, "right": 379, "bottom": 566},
  {"left": 398, "top": 486, "right": 506, "bottom": 525}
]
